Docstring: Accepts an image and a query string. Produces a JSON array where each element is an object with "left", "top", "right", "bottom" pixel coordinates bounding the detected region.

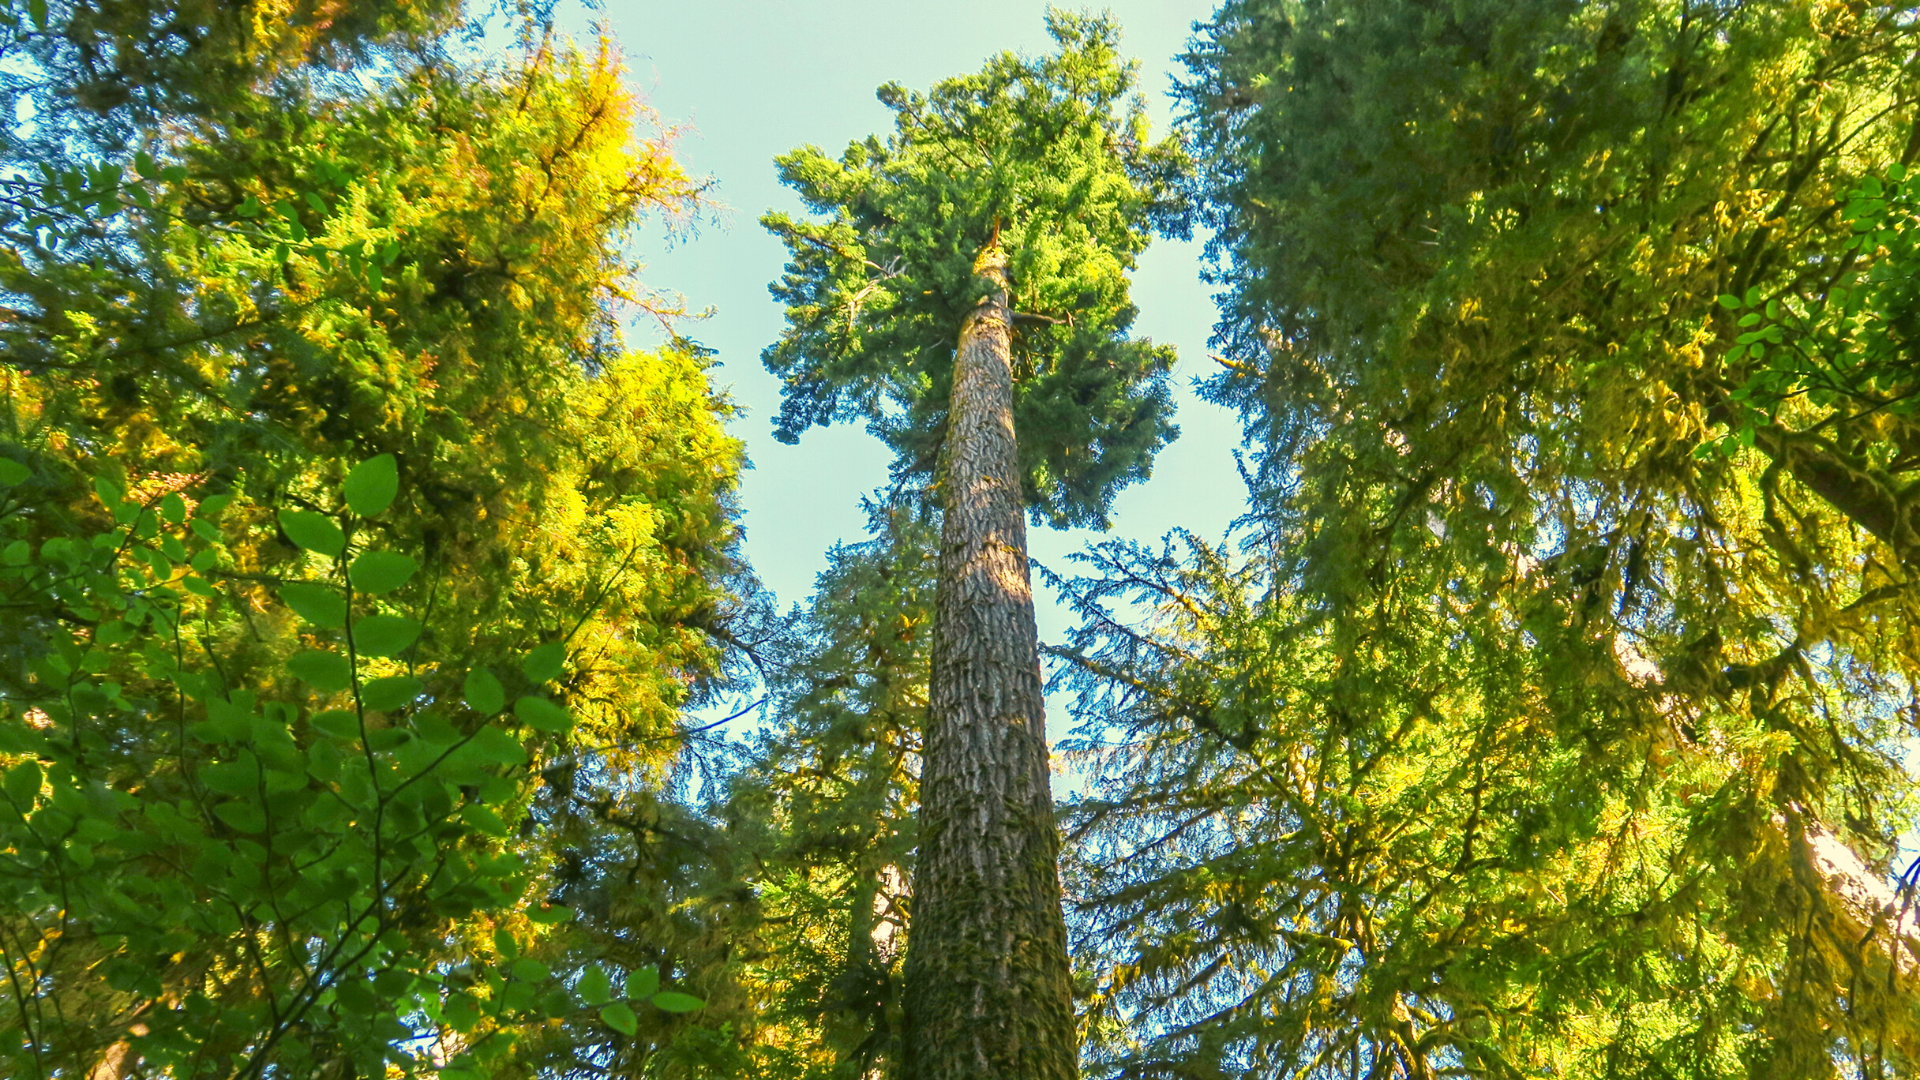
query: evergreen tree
[
  {"left": 762, "top": 11, "right": 1188, "bottom": 1078},
  {"left": 1040, "top": 0, "right": 1920, "bottom": 1076},
  {"left": 728, "top": 502, "right": 933, "bottom": 1079}
]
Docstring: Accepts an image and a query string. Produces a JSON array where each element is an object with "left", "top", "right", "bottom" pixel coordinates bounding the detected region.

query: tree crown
[{"left": 763, "top": 9, "right": 1189, "bottom": 528}]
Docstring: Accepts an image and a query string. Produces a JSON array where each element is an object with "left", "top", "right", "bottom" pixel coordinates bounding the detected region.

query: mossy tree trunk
[{"left": 899, "top": 245, "right": 1078, "bottom": 1080}]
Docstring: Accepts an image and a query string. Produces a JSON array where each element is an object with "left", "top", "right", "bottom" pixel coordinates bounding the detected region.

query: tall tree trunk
[{"left": 900, "top": 243, "right": 1078, "bottom": 1080}]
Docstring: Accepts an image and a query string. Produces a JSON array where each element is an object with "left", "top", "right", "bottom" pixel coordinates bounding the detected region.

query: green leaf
[
  {"left": 411, "top": 713, "right": 462, "bottom": 745},
  {"left": 650, "top": 992, "right": 704, "bottom": 1014},
  {"left": 351, "top": 615, "right": 421, "bottom": 658},
  {"left": 308, "top": 710, "right": 361, "bottom": 740},
  {"left": 343, "top": 454, "right": 399, "bottom": 516},
  {"left": 510, "top": 958, "right": 550, "bottom": 982},
  {"left": 461, "top": 803, "right": 509, "bottom": 838},
  {"left": 464, "top": 668, "right": 505, "bottom": 715},
  {"left": 161, "top": 492, "right": 187, "bottom": 525},
  {"left": 201, "top": 760, "right": 257, "bottom": 795},
  {"left": 349, "top": 550, "right": 417, "bottom": 594},
  {"left": 287, "top": 650, "right": 352, "bottom": 693},
  {"left": 513, "top": 696, "right": 572, "bottom": 734},
  {"left": 3, "top": 761, "right": 41, "bottom": 808},
  {"left": 367, "top": 726, "right": 412, "bottom": 752},
  {"left": 0, "top": 459, "right": 29, "bottom": 486},
  {"left": 280, "top": 583, "right": 346, "bottom": 628},
  {"left": 213, "top": 801, "right": 266, "bottom": 833},
  {"left": 578, "top": 966, "right": 612, "bottom": 1006},
  {"left": 360, "top": 676, "right": 423, "bottom": 712},
  {"left": 526, "top": 904, "right": 575, "bottom": 925},
  {"left": 466, "top": 726, "right": 527, "bottom": 767},
  {"left": 599, "top": 1002, "right": 638, "bottom": 1036},
  {"left": 522, "top": 642, "right": 566, "bottom": 685},
  {"left": 625, "top": 966, "right": 659, "bottom": 1001},
  {"left": 1716, "top": 294, "right": 1742, "bottom": 310},
  {"left": 278, "top": 510, "right": 345, "bottom": 558},
  {"left": 28, "top": 0, "right": 47, "bottom": 33}
]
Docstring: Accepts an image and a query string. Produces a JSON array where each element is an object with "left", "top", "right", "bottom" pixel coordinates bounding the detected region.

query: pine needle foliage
[
  {"left": 761, "top": 9, "right": 1189, "bottom": 528},
  {"left": 1049, "top": 1, "right": 1920, "bottom": 1078}
]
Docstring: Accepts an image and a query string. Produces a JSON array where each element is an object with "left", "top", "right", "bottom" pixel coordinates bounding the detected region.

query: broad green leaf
[
  {"left": 527, "top": 904, "right": 575, "bottom": 925},
  {"left": 278, "top": 510, "right": 345, "bottom": 558},
  {"left": 522, "top": 642, "right": 566, "bottom": 684},
  {"left": 160, "top": 492, "right": 186, "bottom": 524},
  {"left": 365, "top": 728, "right": 410, "bottom": 751},
  {"left": 360, "top": 676, "right": 423, "bottom": 712},
  {"left": 441, "top": 997, "right": 481, "bottom": 1035},
  {"left": 411, "top": 713, "right": 462, "bottom": 745},
  {"left": 493, "top": 927, "right": 518, "bottom": 959},
  {"left": 466, "top": 726, "right": 527, "bottom": 767},
  {"left": 308, "top": 710, "right": 360, "bottom": 740},
  {"left": 461, "top": 804, "right": 509, "bottom": 837},
  {"left": 3, "top": 761, "right": 41, "bottom": 807},
  {"left": 201, "top": 760, "right": 257, "bottom": 796},
  {"left": 513, "top": 696, "right": 572, "bottom": 734},
  {"left": 0, "top": 459, "right": 29, "bottom": 486},
  {"left": 351, "top": 615, "right": 421, "bottom": 658},
  {"left": 650, "top": 992, "right": 704, "bottom": 1014},
  {"left": 599, "top": 1002, "right": 638, "bottom": 1036},
  {"left": 343, "top": 454, "right": 399, "bottom": 516},
  {"left": 213, "top": 801, "right": 266, "bottom": 833},
  {"left": 464, "top": 667, "right": 506, "bottom": 715},
  {"left": 349, "top": 550, "right": 417, "bottom": 594},
  {"left": 625, "top": 966, "right": 659, "bottom": 1001},
  {"left": 510, "top": 958, "right": 550, "bottom": 982},
  {"left": 287, "top": 650, "right": 352, "bottom": 692},
  {"left": 280, "top": 583, "right": 346, "bottom": 628},
  {"left": 577, "top": 966, "right": 612, "bottom": 1006}
]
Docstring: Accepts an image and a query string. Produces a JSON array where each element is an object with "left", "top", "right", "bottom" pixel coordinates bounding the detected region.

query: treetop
[{"left": 762, "top": 8, "right": 1191, "bottom": 528}]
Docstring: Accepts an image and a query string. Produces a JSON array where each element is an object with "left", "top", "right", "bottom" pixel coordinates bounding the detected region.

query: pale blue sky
[{"left": 595, "top": 1, "right": 1245, "bottom": 677}]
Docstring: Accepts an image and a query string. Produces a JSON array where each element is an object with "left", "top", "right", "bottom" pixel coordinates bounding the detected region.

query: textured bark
[{"left": 899, "top": 245, "right": 1078, "bottom": 1080}]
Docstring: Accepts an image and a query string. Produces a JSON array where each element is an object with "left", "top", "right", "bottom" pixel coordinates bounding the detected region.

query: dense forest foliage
[{"left": 3, "top": 0, "right": 1919, "bottom": 1078}]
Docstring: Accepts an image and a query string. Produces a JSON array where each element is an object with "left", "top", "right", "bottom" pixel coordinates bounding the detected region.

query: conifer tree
[
  {"left": 762, "top": 12, "right": 1188, "bottom": 1077},
  {"left": 1043, "top": 0, "right": 1920, "bottom": 1076},
  {"left": 728, "top": 502, "right": 934, "bottom": 1078}
]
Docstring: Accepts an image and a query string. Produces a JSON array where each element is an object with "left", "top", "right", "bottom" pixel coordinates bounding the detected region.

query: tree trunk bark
[{"left": 900, "top": 243, "right": 1078, "bottom": 1080}]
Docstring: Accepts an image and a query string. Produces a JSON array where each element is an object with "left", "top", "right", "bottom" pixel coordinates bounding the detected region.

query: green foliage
[
  {"left": 762, "top": 10, "right": 1190, "bottom": 527},
  {"left": 727, "top": 502, "right": 933, "bottom": 1078},
  {"left": 1101, "top": 0, "right": 1920, "bottom": 1075},
  {"left": 0, "top": 0, "right": 742, "bottom": 1075},
  {"left": 0, "top": 458, "right": 574, "bottom": 1078},
  {"left": 1708, "top": 161, "right": 1920, "bottom": 453}
]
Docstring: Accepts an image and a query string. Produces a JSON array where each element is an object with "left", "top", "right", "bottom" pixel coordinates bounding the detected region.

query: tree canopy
[
  {"left": 761, "top": 9, "right": 1188, "bottom": 528},
  {"left": 10, "top": 1, "right": 1920, "bottom": 1078},
  {"left": 1043, "top": 1, "right": 1920, "bottom": 1077}
]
